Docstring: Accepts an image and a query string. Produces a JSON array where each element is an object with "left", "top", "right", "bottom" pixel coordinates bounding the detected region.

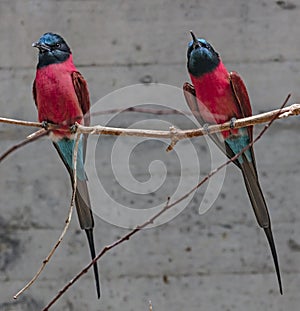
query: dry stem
[
  {"left": 1, "top": 103, "right": 299, "bottom": 143},
  {"left": 13, "top": 134, "right": 80, "bottom": 299}
]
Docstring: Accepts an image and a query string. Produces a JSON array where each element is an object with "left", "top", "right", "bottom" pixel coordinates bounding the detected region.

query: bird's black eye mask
[{"left": 48, "top": 42, "right": 70, "bottom": 53}]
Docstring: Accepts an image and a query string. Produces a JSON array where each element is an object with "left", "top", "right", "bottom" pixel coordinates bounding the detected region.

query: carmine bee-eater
[
  {"left": 184, "top": 31, "right": 282, "bottom": 294},
  {"left": 32, "top": 33, "right": 100, "bottom": 298}
]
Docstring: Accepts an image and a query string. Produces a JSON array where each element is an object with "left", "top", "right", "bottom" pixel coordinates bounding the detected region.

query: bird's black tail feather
[
  {"left": 264, "top": 227, "right": 283, "bottom": 295},
  {"left": 85, "top": 229, "right": 101, "bottom": 299},
  {"left": 241, "top": 158, "right": 283, "bottom": 294}
]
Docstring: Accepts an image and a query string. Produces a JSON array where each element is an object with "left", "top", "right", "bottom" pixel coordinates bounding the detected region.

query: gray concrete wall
[{"left": 1, "top": 1, "right": 300, "bottom": 310}]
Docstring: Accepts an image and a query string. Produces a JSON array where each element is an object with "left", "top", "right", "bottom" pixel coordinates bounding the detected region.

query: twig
[
  {"left": 13, "top": 134, "right": 80, "bottom": 299},
  {"left": 166, "top": 126, "right": 179, "bottom": 151},
  {"left": 26, "top": 128, "right": 48, "bottom": 140},
  {"left": 0, "top": 129, "right": 49, "bottom": 163},
  {"left": 91, "top": 107, "right": 192, "bottom": 117},
  {"left": 0, "top": 117, "right": 42, "bottom": 128},
  {"left": 41, "top": 95, "right": 290, "bottom": 310}
]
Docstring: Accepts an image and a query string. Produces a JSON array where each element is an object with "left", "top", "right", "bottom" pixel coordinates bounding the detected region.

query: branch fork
[{"left": 166, "top": 125, "right": 180, "bottom": 151}]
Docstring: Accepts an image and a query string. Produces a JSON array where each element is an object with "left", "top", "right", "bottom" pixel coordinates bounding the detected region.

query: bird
[
  {"left": 32, "top": 32, "right": 100, "bottom": 298},
  {"left": 184, "top": 31, "right": 282, "bottom": 294}
]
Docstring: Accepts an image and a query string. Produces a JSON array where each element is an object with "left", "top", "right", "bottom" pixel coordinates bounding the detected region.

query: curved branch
[
  {"left": 0, "top": 102, "right": 299, "bottom": 143},
  {"left": 0, "top": 117, "right": 42, "bottom": 128},
  {"left": 0, "top": 130, "right": 49, "bottom": 163}
]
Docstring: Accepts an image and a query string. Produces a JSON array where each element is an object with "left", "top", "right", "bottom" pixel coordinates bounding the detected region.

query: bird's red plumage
[
  {"left": 33, "top": 54, "right": 86, "bottom": 138},
  {"left": 190, "top": 61, "right": 243, "bottom": 138}
]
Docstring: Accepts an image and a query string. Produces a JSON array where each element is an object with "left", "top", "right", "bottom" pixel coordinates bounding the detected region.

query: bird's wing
[
  {"left": 72, "top": 71, "right": 91, "bottom": 126},
  {"left": 33, "top": 79, "right": 37, "bottom": 108},
  {"left": 183, "top": 82, "right": 240, "bottom": 167},
  {"left": 183, "top": 82, "right": 202, "bottom": 121},
  {"left": 229, "top": 71, "right": 252, "bottom": 139},
  {"left": 229, "top": 71, "right": 257, "bottom": 169},
  {"left": 72, "top": 71, "right": 91, "bottom": 162}
]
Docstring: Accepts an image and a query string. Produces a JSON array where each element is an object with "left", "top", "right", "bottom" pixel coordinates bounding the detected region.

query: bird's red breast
[
  {"left": 190, "top": 61, "right": 241, "bottom": 138},
  {"left": 34, "top": 55, "right": 83, "bottom": 138}
]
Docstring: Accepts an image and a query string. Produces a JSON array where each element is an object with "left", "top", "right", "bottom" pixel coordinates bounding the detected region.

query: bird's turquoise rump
[
  {"left": 56, "top": 137, "right": 86, "bottom": 180},
  {"left": 225, "top": 128, "right": 252, "bottom": 164}
]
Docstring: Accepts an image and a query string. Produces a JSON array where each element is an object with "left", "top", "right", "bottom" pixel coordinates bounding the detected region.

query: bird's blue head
[
  {"left": 187, "top": 31, "right": 220, "bottom": 77},
  {"left": 32, "top": 32, "right": 71, "bottom": 68}
]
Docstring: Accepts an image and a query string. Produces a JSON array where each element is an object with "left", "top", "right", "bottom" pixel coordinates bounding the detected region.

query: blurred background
[{"left": 1, "top": 1, "right": 300, "bottom": 310}]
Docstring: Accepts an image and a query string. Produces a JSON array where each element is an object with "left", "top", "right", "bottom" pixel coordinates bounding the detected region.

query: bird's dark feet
[
  {"left": 230, "top": 117, "right": 237, "bottom": 129},
  {"left": 41, "top": 121, "right": 49, "bottom": 130},
  {"left": 70, "top": 124, "right": 78, "bottom": 134},
  {"left": 203, "top": 123, "right": 210, "bottom": 134}
]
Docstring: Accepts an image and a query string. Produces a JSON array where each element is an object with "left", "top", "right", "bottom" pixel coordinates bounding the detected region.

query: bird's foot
[
  {"left": 70, "top": 123, "right": 78, "bottom": 134},
  {"left": 41, "top": 121, "right": 49, "bottom": 130},
  {"left": 203, "top": 123, "right": 210, "bottom": 134},
  {"left": 230, "top": 117, "right": 237, "bottom": 129}
]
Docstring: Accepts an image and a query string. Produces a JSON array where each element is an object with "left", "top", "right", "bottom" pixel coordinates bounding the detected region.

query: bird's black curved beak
[
  {"left": 190, "top": 31, "right": 200, "bottom": 49},
  {"left": 32, "top": 41, "right": 50, "bottom": 52}
]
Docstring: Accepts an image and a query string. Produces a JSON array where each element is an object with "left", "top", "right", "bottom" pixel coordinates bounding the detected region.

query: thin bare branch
[
  {"left": 13, "top": 134, "right": 80, "bottom": 299},
  {"left": 26, "top": 129, "right": 48, "bottom": 139},
  {"left": 91, "top": 107, "right": 192, "bottom": 117},
  {"left": 166, "top": 126, "right": 180, "bottom": 151},
  {"left": 41, "top": 95, "right": 290, "bottom": 310},
  {"left": 0, "top": 130, "right": 49, "bottom": 163},
  {"left": 0, "top": 117, "right": 42, "bottom": 128},
  {"left": 0, "top": 116, "right": 60, "bottom": 130},
  {"left": 0, "top": 103, "right": 299, "bottom": 142}
]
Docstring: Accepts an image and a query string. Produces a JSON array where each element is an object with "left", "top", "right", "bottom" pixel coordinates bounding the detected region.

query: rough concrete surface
[{"left": 1, "top": 1, "right": 300, "bottom": 310}]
